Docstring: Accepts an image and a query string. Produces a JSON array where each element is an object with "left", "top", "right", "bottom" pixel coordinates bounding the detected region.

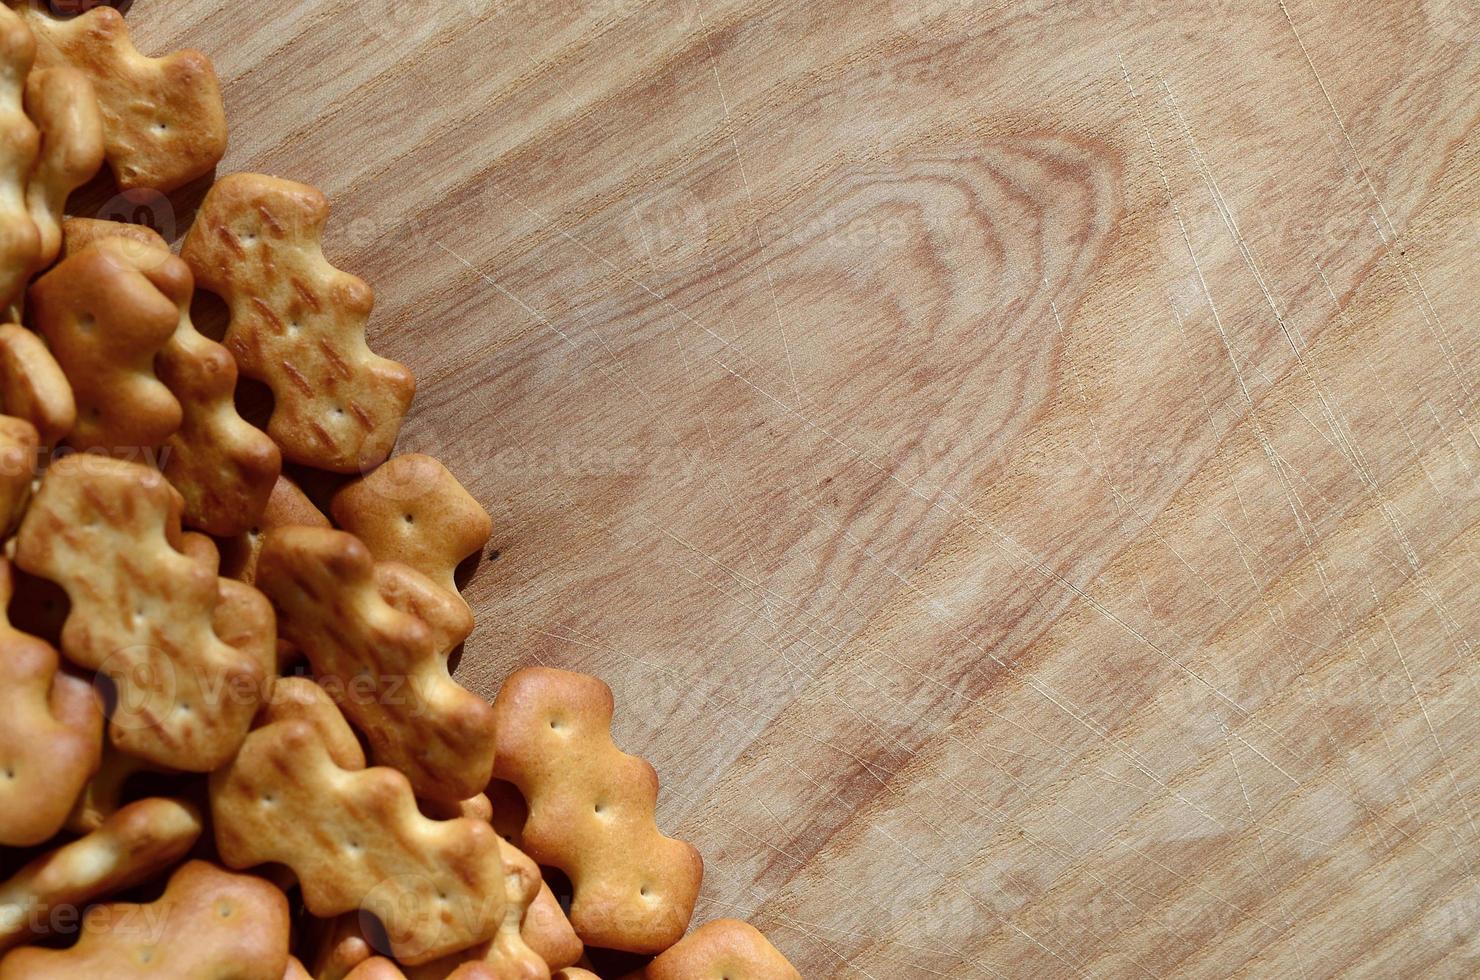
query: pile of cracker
[{"left": 0, "top": 4, "right": 799, "bottom": 978}]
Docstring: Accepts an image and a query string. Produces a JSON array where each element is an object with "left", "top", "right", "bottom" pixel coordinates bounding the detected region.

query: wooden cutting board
[{"left": 121, "top": 0, "right": 1478, "bottom": 975}]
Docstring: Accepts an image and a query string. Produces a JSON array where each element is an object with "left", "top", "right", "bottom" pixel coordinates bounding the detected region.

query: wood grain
[{"left": 117, "top": 0, "right": 1478, "bottom": 975}]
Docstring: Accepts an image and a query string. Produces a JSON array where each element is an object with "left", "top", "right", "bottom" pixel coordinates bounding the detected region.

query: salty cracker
[
  {"left": 0, "top": 796, "right": 201, "bottom": 952},
  {"left": 0, "top": 413, "right": 35, "bottom": 535},
  {"left": 220, "top": 473, "right": 330, "bottom": 585},
  {"left": 20, "top": 3, "right": 227, "bottom": 192},
  {"left": 60, "top": 215, "right": 167, "bottom": 259},
  {"left": 0, "top": 6, "right": 38, "bottom": 314},
  {"left": 209, "top": 709, "right": 506, "bottom": 966},
  {"left": 0, "top": 323, "right": 74, "bottom": 446},
  {"left": 28, "top": 237, "right": 181, "bottom": 454},
  {"left": 404, "top": 839, "right": 551, "bottom": 980},
  {"left": 0, "top": 555, "right": 102, "bottom": 847},
  {"left": 0, "top": 859, "right": 290, "bottom": 979},
  {"left": 14, "top": 454, "right": 267, "bottom": 771},
  {"left": 332, "top": 453, "right": 492, "bottom": 605},
  {"left": 24, "top": 64, "right": 104, "bottom": 268},
  {"left": 629, "top": 919, "right": 801, "bottom": 980},
  {"left": 182, "top": 173, "right": 415, "bottom": 472},
  {"left": 492, "top": 668, "right": 703, "bottom": 955},
  {"left": 256, "top": 526, "right": 496, "bottom": 803}
]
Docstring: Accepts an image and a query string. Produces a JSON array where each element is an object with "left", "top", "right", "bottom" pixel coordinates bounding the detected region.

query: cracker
[
  {"left": 182, "top": 173, "right": 416, "bottom": 472},
  {"left": 27, "top": 238, "right": 182, "bottom": 454},
  {"left": 148, "top": 238, "right": 283, "bottom": 536},
  {"left": 0, "top": 7, "right": 38, "bottom": 314},
  {"left": 0, "top": 555, "right": 102, "bottom": 846},
  {"left": 332, "top": 453, "right": 491, "bottom": 604},
  {"left": 554, "top": 971, "right": 600, "bottom": 980},
  {"left": 0, "top": 322, "right": 74, "bottom": 447},
  {"left": 524, "top": 882, "right": 584, "bottom": 971},
  {"left": 0, "top": 796, "right": 201, "bottom": 952},
  {"left": 20, "top": 4, "right": 227, "bottom": 192},
  {"left": 632, "top": 920, "right": 801, "bottom": 980},
  {"left": 255, "top": 526, "right": 496, "bottom": 803},
  {"left": 60, "top": 215, "right": 167, "bottom": 259},
  {"left": 14, "top": 454, "right": 267, "bottom": 771},
  {"left": 0, "top": 860, "right": 290, "bottom": 979},
  {"left": 208, "top": 708, "right": 506, "bottom": 966},
  {"left": 220, "top": 473, "right": 330, "bottom": 585},
  {"left": 403, "top": 839, "right": 550, "bottom": 980},
  {"left": 0, "top": 413, "right": 35, "bottom": 535},
  {"left": 492, "top": 667, "right": 703, "bottom": 954},
  {"left": 23, "top": 65, "right": 103, "bottom": 268}
]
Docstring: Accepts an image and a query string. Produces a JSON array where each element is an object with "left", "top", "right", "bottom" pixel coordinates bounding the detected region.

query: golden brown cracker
[
  {"left": 0, "top": 322, "right": 74, "bottom": 447},
  {"left": 0, "top": 7, "right": 39, "bottom": 314},
  {"left": 492, "top": 667, "right": 703, "bottom": 954},
  {"left": 627, "top": 920, "right": 800, "bottom": 980},
  {"left": 0, "top": 796, "right": 201, "bottom": 952},
  {"left": 27, "top": 238, "right": 182, "bottom": 454},
  {"left": 23, "top": 64, "right": 103, "bottom": 268},
  {"left": 182, "top": 173, "right": 415, "bottom": 472},
  {"left": 209, "top": 708, "right": 505, "bottom": 966},
  {"left": 0, "top": 555, "right": 102, "bottom": 846},
  {"left": 332, "top": 454, "right": 491, "bottom": 604},
  {"left": 20, "top": 4, "right": 227, "bottom": 192},
  {"left": 220, "top": 474, "right": 331, "bottom": 585},
  {"left": 255, "top": 526, "right": 496, "bottom": 803},
  {"left": 0, "top": 860, "right": 290, "bottom": 979},
  {"left": 60, "top": 215, "right": 166, "bottom": 259},
  {"left": 14, "top": 454, "right": 267, "bottom": 771}
]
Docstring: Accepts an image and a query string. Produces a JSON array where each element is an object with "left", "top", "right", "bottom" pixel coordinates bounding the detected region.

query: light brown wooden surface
[{"left": 128, "top": 0, "right": 1477, "bottom": 975}]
